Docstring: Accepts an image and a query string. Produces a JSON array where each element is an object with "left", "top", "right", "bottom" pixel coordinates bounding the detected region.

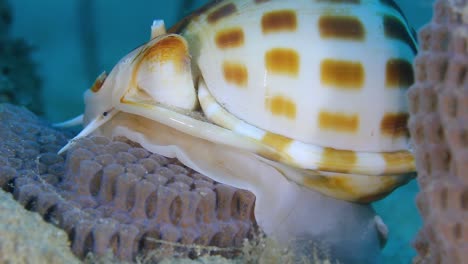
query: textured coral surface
[
  {"left": 58, "top": 136, "right": 257, "bottom": 261},
  {"left": 408, "top": 0, "right": 468, "bottom": 263},
  {"left": 0, "top": 103, "right": 257, "bottom": 262}
]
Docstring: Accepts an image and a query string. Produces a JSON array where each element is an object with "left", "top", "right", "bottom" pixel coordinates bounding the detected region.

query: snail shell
[{"left": 61, "top": 0, "right": 417, "bottom": 203}]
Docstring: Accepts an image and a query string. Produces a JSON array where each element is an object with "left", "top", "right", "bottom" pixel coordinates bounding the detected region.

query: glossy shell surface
[
  {"left": 65, "top": 0, "right": 418, "bottom": 202},
  {"left": 175, "top": 0, "right": 417, "bottom": 153}
]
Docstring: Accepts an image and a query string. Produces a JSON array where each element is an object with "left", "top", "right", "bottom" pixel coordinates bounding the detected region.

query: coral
[
  {"left": 55, "top": 136, "right": 257, "bottom": 260},
  {"left": 0, "top": 189, "right": 80, "bottom": 264},
  {"left": 408, "top": 0, "right": 468, "bottom": 263},
  {"left": 0, "top": 103, "right": 257, "bottom": 262},
  {"left": 0, "top": 0, "right": 42, "bottom": 114}
]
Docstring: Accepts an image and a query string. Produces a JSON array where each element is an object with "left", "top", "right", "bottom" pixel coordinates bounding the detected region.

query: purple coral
[
  {"left": 408, "top": 0, "right": 468, "bottom": 263},
  {"left": 0, "top": 103, "right": 257, "bottom": 261}
]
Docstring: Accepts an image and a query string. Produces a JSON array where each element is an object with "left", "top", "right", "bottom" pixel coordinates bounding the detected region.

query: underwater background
[{"left": 5, "top": 0, "right": 436, "bottom": 263}]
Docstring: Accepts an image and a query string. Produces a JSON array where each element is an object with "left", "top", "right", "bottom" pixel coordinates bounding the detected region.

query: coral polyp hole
[
  {"left": 431, "top": 55, "right": 448, "bottom": 82},
  {"left": 145, "top": 191, "right": 158, "bottom": 218},
  {"left": 25, "top": 196, "right": 38, "bottom": 211},
  {"left": 169, "top": 196, "right": 183, "bottom": 225},
  {"left": 89, "top": 170, "right": 103, "bottom": 197},
  {"left": 453, "top": 222, "right": 462, "bottom": 240},
  {"left": 126, "top": 184, "right": 136, "bottom": 211},
  {"left": 457, "top": 66, "right": 466, "bottom": 85},
  {"left": 231, "top": 190, "right": 253, "bottom": 220},
  {"left": 68, "top": 228, "right": 76, "bottom": 248},
  {"left": 109, "top": 233, "right": 120, "bottom": 256},
  {"left": 138, "top": 230, "right": 160, "bottom": 253},
  {"left": 461, "top": 188, "right": 467, "bottom": 210},
  {"left": 231, "top": 192, "right": 242, "bottom": 220},
  {"left": 83, "top": 232, "right": 94, "bottom": 258},
  {"left": 195, "top": 202, "right": 205, "bottom": 224},
  {"left": 423, "top": 151, "right": 431, "bottom": 174},
  {"left": 413, "top": 120, "right": 424, "bottom": 144},
  {"left": 441, "top": 150, "right": 451, "bottom": 172},
  {"left": 43, "top": 204, "right": 58, "bottom": 223},
  {"left": 461, "top": 130, "right": 468, "bottom": 147},
  {"left": 209, "top": 232, "right": 224, "bottom": 247},
  {"left": 445, "top": 95, "right": 458, "bottom": 118},
  {"left": 429, "top": 95, "right": 438, "bottom": 112},
  {"left": 3, "top": 178, "right": 16, "bottom": 193},
  {"left": 436, "top": 124, "right": 444, "bottom": 143},
  {"left": 440, "top": 187, "right": 448, "bottom": 210}
]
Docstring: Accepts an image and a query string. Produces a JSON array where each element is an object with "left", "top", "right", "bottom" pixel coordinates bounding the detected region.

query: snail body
[{"left": 59, "top": 1, "right": 417, "bottom": 258}]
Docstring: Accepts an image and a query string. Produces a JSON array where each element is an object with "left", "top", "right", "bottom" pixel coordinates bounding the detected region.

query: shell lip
[
  {"left": 117, "top": 99, "right": 269, "bottom": 154},
  {"left": 259, "top": 155, "right": 415, "bottom": 203},
  {"left": 92, "top": 100, "right": 415, "bottom": 203},
  {"left": 119, "top": 97, "right": 415, "bottom": 178},
  {"left": 197, "top": 82, "right": 416, "bottom": 177},
  {"left": 261, "top": 143, "right": 416, "bottom": 177}
]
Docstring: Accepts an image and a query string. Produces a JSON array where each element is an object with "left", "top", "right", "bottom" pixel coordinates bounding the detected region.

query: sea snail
[{"left": 60, "top": 0, "right": 417, "bottom": 204}]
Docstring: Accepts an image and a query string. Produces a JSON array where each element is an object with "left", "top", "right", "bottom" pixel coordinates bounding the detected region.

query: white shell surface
[{"left": 179, "top": 0, "right": 417, "bottom": 152}]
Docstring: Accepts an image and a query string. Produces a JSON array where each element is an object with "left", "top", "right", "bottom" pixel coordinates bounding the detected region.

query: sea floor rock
[{"left": 0, "top": 188, "right": 80, "bottom": 264}]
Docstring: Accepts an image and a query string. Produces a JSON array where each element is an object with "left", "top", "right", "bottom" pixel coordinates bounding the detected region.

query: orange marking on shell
[
  {"left": 265, "top": 95, "right": 297, "bottom": 119},
  {"left": 139, "top": 35, "right": 189, "bottom": 73},
  {"left": 262, "top": 10, "right": 297, "bottom": 33},
  {"left": 207, "top": 3, "right": 237, "bottom": 24},
  {"left": 318, "top": 111, "right": 359, "bottom": 133},
  {"left": 318, "top": 148, "right": 358, "bottom": 173},
  {"left": 216, "top": 27, "right": 244, "bottom": 49},
  {"left": 303, "top": 174, "right": 358, "bottom": 196},
  {"left": 90, "top": 72, "right": 107, "bottom": 93},
  {"left": 380, "top": 112, "right": 409, "bottom": 137},
  {"left": 258, "top": 132, "right": 293, "bottom": 162},
  {"left": 319, "top": 16, "right": 365, "bottom": 40},
  {"left": 223, "top": 61, "right": 248, "bottom": 87},
  {"left": 265, "top": 48, "right": 300, "bottom": 76},
  {"left": 320, "top": 59, "right": 365, "bottom": 89},
  {"left": 303, "top": 173, "right": 409, "bottom": 203},
  {"left": 129, "top": 35, "right": 189, "bottom": 94},
  {"left": 262, "top": 132, "right": 293, "bottom": 153},
  {"left": 382, "top": 151, "right": 415, "bottom": 174},
  {"left": 385, "top": 59, "right": 414, "bottom": 88}
]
